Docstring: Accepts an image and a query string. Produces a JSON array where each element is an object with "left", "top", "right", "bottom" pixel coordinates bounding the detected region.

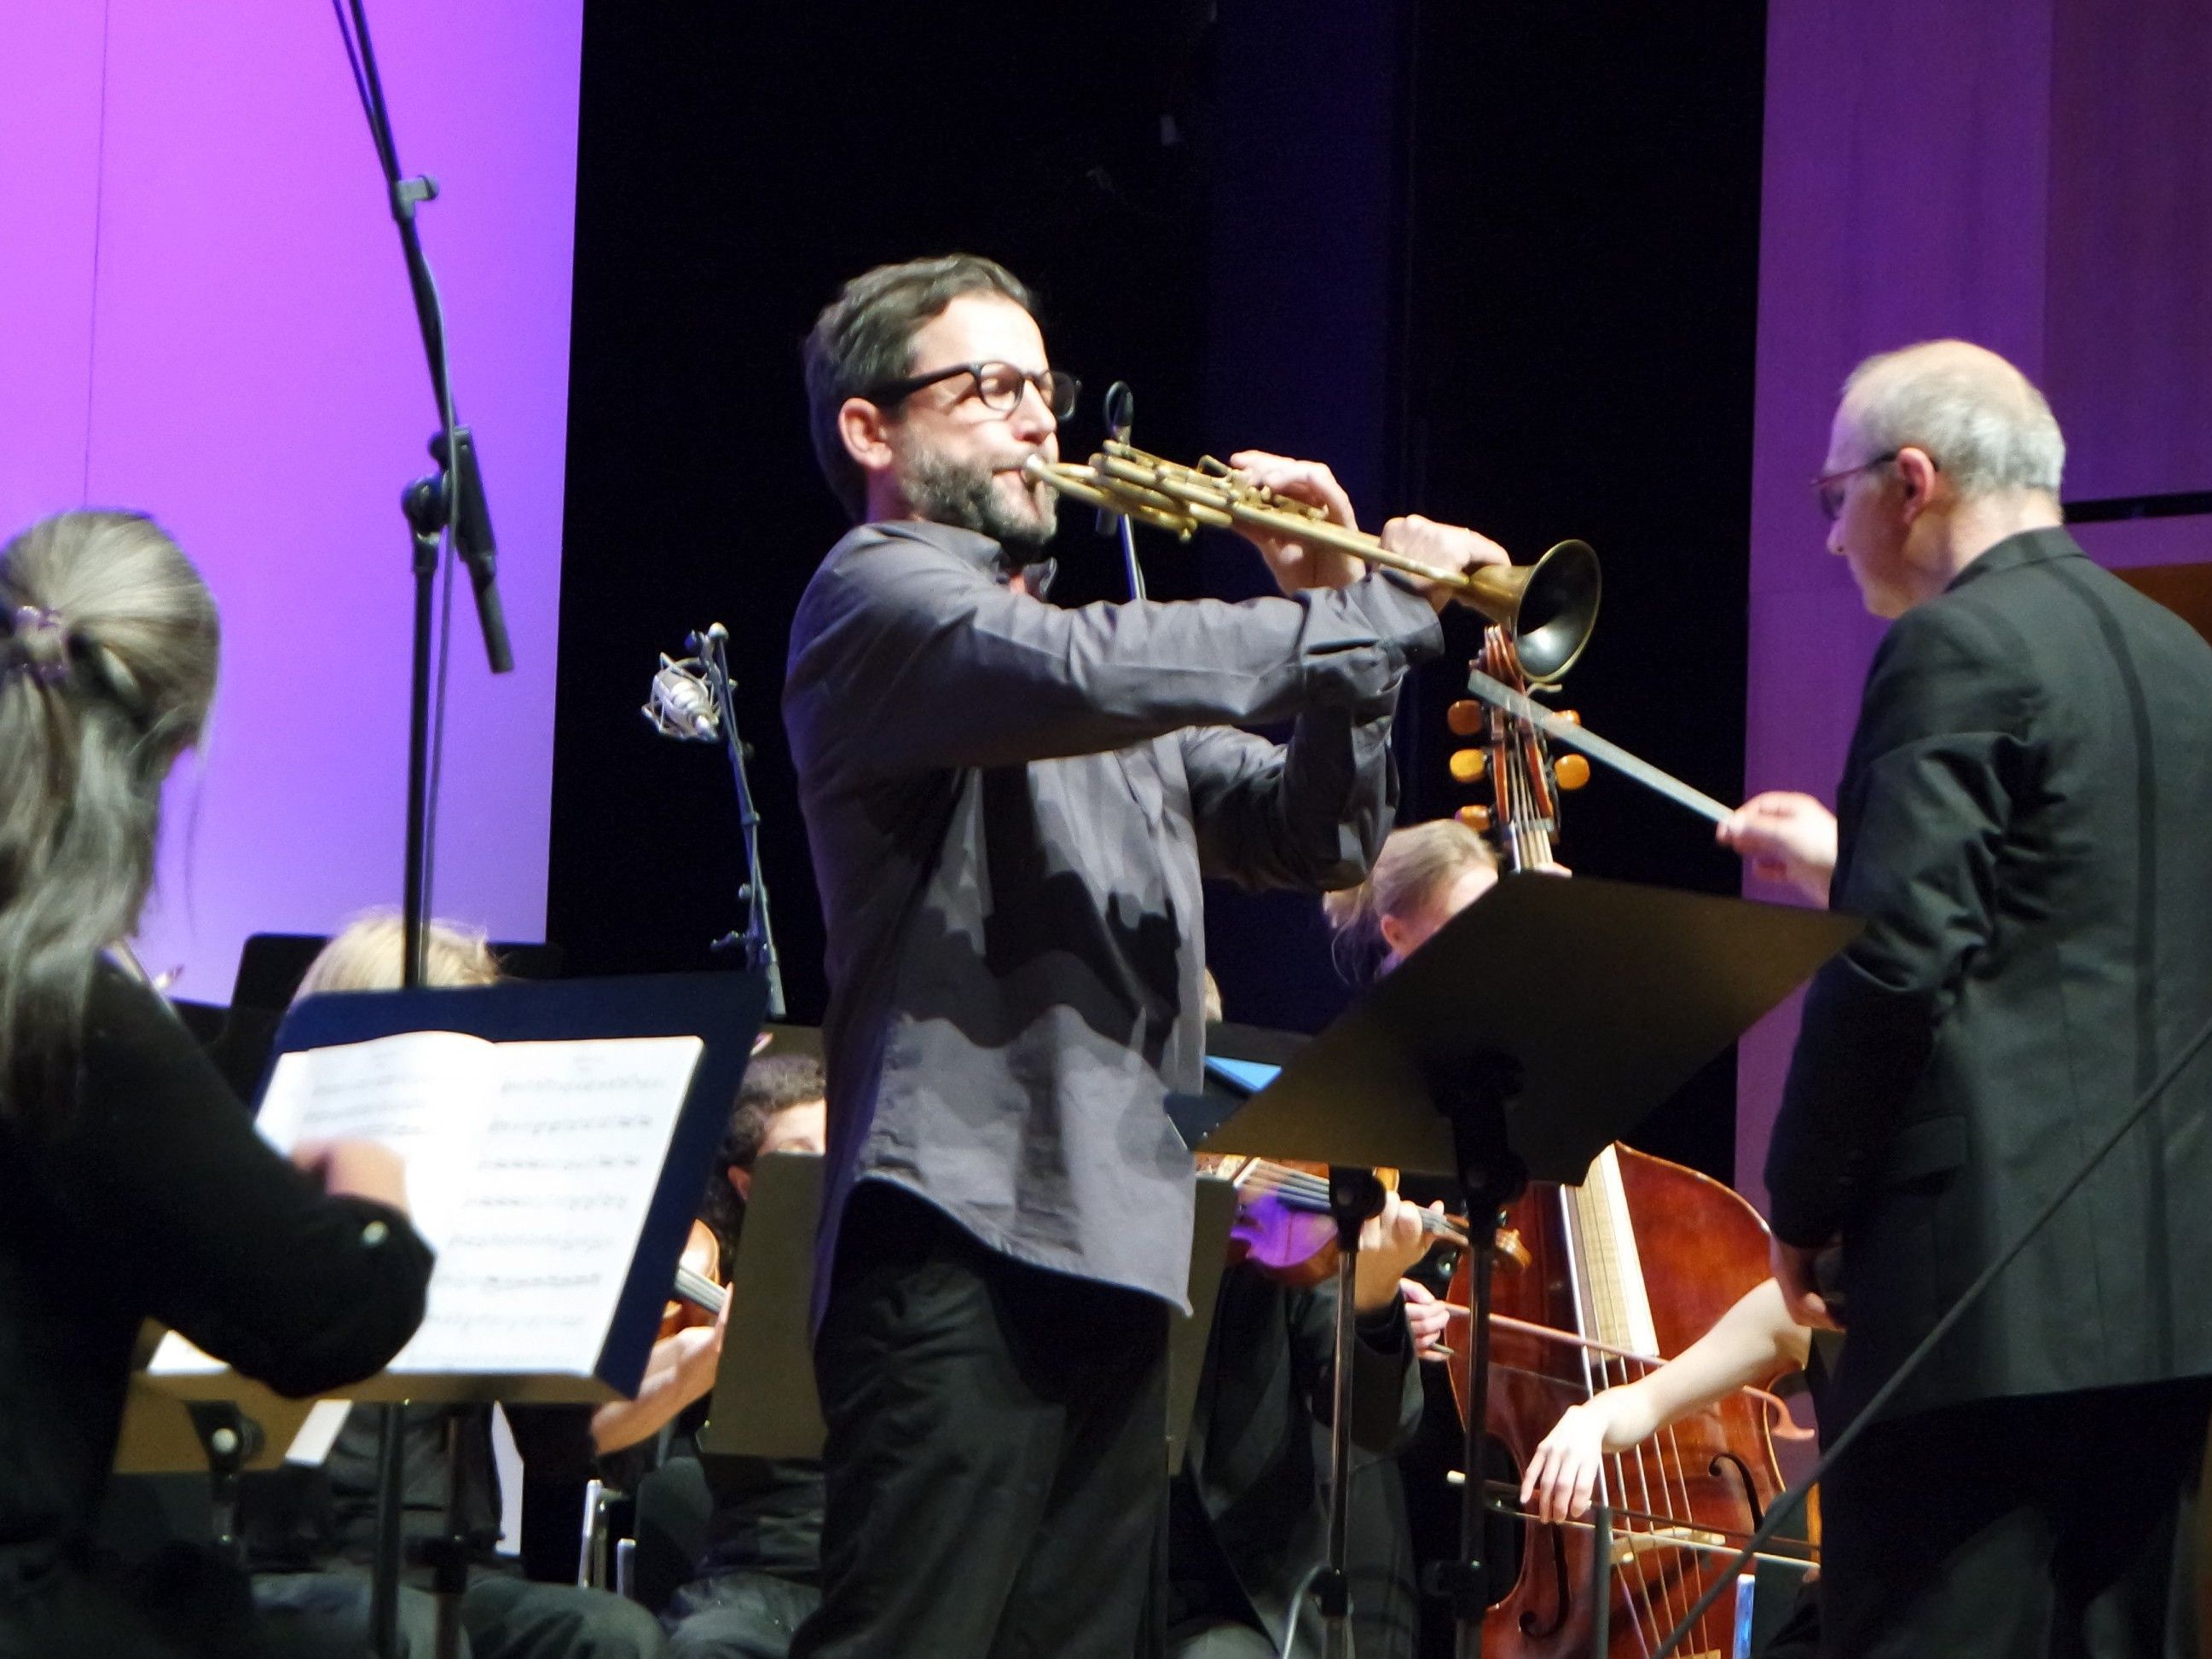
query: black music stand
[
  {"left": 698, "top": 1157, "right": 1239, "bottom": 1476},
  {"left": 1196, "top": 875, "right": 1858, "bottom": 1659},
  {"left": 155, "top": 970, "right": 765, "bottom": 1657}
]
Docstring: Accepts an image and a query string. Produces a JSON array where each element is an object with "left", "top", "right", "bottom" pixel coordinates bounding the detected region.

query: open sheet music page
[{"left": 151, "top": 1028, "right": 705, "bottom": 1383}]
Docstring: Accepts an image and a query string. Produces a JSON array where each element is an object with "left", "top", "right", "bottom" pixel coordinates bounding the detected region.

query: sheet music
[{"left": 152, "top": 1029, "right": 704, "bottom": 1382}]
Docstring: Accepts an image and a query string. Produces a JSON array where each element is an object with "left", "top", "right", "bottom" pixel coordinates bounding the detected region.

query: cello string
[
  {"left": 1651, "top": 1417, "right": 1715, "bottom": 1650},
  {"left": 1607, "top": 1347, "right": 1678, "bottom": 1652},
  {"left": 1564, "top": 1178, "right": 1665, "bottom": 1659}
]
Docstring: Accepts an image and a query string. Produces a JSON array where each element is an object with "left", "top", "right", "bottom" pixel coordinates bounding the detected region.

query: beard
[{"left": 899, "top": 448, "right": 1060, "bottom": 562}]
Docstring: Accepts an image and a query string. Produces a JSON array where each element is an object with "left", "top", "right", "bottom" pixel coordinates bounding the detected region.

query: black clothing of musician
[
  {"left": 1768, "top": 526, "right": 2212, "bottom": 1656},
  {"left": 0, "top": 967, "right": 433, "bottom": 1658},
  {"left": 1166, "top": 1263, "right": 1424, "bottom": 1659},
  {"left": 781, "top": 510, "right": 1442, "bottom": 1656},
  {"left": 244, "top": 1403, "right": 664, "bottom": 1659}
]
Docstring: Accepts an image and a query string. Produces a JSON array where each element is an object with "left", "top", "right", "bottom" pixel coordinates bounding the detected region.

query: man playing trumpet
[{"left": 782, "top": 252, "right": 1500, "bottom": 1657}]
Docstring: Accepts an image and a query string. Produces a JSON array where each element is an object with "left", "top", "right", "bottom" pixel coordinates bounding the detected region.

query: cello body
[{"left": 1448, "top": 1144, "right": 1800, "bottom": 1659}]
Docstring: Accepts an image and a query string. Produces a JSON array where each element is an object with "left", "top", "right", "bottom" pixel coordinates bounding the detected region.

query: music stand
[
  {"left": 698, "top": 1153, "right": 830, "bottom": 1461},
  {"left": 1198, "top": 875, "right": 1858, "bottom": 1659},
  {"left": 148, "top": 970, "right": 765, "bottom": 1655},
  {"left": 698, "top": 1159, "right": 1238, "bottom": 1477}
]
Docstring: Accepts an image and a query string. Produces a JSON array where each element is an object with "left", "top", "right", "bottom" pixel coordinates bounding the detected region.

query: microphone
[
  {"left": 644, "top": 652, "right": 720, "bottom": 740},
  {"left": 1099, "top": 382, "right": 1145, "bottom": 600}
]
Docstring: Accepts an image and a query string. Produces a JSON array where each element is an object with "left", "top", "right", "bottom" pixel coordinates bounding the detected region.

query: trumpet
[{"left": 1022, "top": 442, "right": 1601, "bottom": 681}]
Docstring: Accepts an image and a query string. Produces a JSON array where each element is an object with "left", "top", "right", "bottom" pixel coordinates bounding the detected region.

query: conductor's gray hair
[{"left": 1843, "top": 341, "right": 2066, "bottom": 500}]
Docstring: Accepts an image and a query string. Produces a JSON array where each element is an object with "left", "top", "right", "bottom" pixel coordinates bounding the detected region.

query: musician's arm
[
  {"left": 1520, "top": 1280, "right": 1810, "bottom": 1523},
  {"left": 785, "top": 533, "right": 1440, "bottom": 779},
  {"left": 1287, "top": 1279, "right": 1422, "bottom": 1456},
  {"left": 55, "top": 973, "right": 432, "bottom": 1398},
  {"left": 1766, "top": 607, "right": 2031, "bottom": 1246},
  {"left": 1181, "top": 702, "right": 1400, "bottom": 893},
  {"left": 590, "top": 1302, "right": 727, "bottom": 1455}
]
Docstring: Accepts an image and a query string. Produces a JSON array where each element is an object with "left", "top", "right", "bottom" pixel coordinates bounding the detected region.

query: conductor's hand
[
  {"left": 1771, "top": 1236, "right": 1844, "bottom": 1332},
  {"left": 1225, "top": 450, "right": 1367, "bottom": 593},
  {"left": 1352, "top": 1193, "right": 1439, "bottom": 1313},
  {"left": 1379, "top": 515, "right": 1511, "bottom": 614},
  {"left": 292, "top": 1138, "right": 409, "bottom": 1215},
  {"left": 1520, "top": 1384, "right": 1663, "bottom": 1524},
  {"left": 1717, "top": 791, "right": 1838, "bottom": 905}
]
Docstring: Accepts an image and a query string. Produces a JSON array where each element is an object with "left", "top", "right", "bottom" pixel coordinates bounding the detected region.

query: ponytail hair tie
[{"left": 7, "top": 605, "right": 72, "bottom": 685}]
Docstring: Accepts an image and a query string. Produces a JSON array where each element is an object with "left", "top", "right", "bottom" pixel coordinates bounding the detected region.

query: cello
[{"left": 1439, "top": 632, "right": 1813, "bottom": 1657}]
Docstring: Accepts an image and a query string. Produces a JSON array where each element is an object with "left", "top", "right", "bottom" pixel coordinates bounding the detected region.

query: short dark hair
[
  {"left": 698, "top": 1052, "right": 826, "bottom": 1257},
  {"left": 802, "top": 254, "right": 1035, "bottom": 521}
]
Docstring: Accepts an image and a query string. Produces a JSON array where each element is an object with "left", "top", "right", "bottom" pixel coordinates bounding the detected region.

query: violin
[
  {"left": 659, "top": 1219, "right": 726, "bottom": 1337},
  {"left": 1200, "top": 1154, "right": 1468, "bottom": 1289},
  {"left": 1440, "top": 628, "right": 1813, "bottom": 1656}
]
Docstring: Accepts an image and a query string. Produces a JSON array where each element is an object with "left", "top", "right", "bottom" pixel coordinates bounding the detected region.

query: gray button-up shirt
[{"left": 784, "top": 519, "right": 1444, "bottom": 1312}]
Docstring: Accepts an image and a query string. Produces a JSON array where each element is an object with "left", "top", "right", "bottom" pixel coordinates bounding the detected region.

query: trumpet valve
[
  {"left": 1445, "top": 698, "right": 1485, "bottom": 737},
  {"left": 1456, "top": 804, "right": 1493, "bottom": 834},
  {"left": 1448, "top": 748, "right": 1489, "bottom": 784},
  {"left": 1554, "top": 754, "right": 1591, "bottom": 790}
]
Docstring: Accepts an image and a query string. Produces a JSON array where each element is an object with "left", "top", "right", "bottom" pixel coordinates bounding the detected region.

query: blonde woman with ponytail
[
  {"left": 1320, "top": 817, "right": 1499, "bottom": 980},
  {"left": 0, "top": 512, "right": 433, "bottom": 1658}
]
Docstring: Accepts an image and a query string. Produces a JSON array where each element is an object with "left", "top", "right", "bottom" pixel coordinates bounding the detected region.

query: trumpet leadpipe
[{"left": 1021, "top": 445, "right": 1601, "bottom": 680}]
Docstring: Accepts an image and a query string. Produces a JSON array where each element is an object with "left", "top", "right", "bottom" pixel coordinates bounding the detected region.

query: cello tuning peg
[
  {"left": 1456, "top": 804, "right": 1492, "bottom": 833},
  {"left": 1448, "top": 748, "right": 1489, "bottom": 784},
  {"left": 1554, "top": 754, "right": 1591, "bottom": 790},
  {"left": 1558, "top": 709, "right": 1582, "bottom": 725},
  {"left": 1445, "top": 698, "right": 1484, "bottom": 737}
]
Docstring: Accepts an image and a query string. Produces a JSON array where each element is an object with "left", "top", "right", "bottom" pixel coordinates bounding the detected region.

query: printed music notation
[{"left": 151, "top": 1028, "right": 704, "bottom": 1381}]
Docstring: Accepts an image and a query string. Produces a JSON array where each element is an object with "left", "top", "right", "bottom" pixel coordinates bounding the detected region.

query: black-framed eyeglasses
[
  {"left": 864, "top": 361, "right": 1080, "bottom": 421},
  {"left": 1811, "top": 450, "right": 1902, "bottom": 523}
]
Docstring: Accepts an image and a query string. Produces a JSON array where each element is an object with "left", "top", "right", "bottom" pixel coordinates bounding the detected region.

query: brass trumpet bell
[
  {"left": 1499, "top": 539, "right": 1600, "bottom": 682},
  {"left": 1022, "top": 442, "right": 1601, "bottom": 682}
]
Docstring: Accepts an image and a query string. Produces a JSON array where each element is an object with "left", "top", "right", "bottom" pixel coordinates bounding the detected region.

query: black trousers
[
  {"left": 790, "top": 1184, "right": 1169, "bottom": 1659},
  {"left": 663, "top": 1569, "right": 819, "bottom": 1658},
  {"left": 252, "top": 1564, "right": 666, "bottom": 1658},
  {"left": 1819, "top": 1379, "right": 2208, "bottom": 1658}
]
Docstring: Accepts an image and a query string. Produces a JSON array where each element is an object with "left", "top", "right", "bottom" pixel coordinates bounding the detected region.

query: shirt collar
[
  {"left": 868, "top": 518, "right": 1057, "bottom": 596},
  {"left": 1946, "top": 524, "right": 2086, "bottom": 593}
]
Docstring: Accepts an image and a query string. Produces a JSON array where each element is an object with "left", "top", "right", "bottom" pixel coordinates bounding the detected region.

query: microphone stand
[
  {"left": 1100, "top": 383, "right": 1144, "bottom": 600},
  {"left": 329, "top": 3, "right": 515, "bottom": 1655},
  {"left": 695, "top": 627, "right": 785, "bottom": 1020},
  {"left": 1646, "top": 1002, "right": 2212, "bottom": 1658}
]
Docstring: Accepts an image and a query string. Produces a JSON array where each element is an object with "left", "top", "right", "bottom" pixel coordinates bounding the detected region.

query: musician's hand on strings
[
  {"left": 593, "top": 1293, "right": 728, "bottom": 1454},
  {"left": 1771, "top": 1235, "right": 1844, "bottom": 1332},
  {"left": 1520, "top": 1384, "right": 1663, "bottom": 1524},
  {"left": 1352, "top": 1194, "right": 1436, "bottom": 1312},
  {"left": 1379, "top": 516, "right": 1511, "bottom": 614},
  {"left": 1401, "top": 1279, "right": 1451, "bottom": 1360},
  {"left": 1225, "top": 450, "right": 1366, "bottom": 592},
  {"left": 1717, "top": 791, "right": 1838, "bottom": 905},
  {"left": 292, "top": 1139, "right": 410, "bottom": 1215}
]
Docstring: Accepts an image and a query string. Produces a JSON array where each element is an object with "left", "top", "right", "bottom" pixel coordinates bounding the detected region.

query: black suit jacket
[
  {"left": 1175, "top": 1264, "right": 1425, "bottom": 1656},
  {"left": 1769, "top": 528, "right": 2212, "bottom": 1425}
]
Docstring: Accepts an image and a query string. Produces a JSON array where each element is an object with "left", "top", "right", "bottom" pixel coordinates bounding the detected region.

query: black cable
[
  {"left": 1648, "top": 998, "right": 2212, "bottom": 1657},
  {"left": 327, "top": 0, "right": 376, "bottom": 152}
]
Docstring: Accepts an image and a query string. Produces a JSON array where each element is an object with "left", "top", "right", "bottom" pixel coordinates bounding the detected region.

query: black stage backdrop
[{"left": 551, "top": 1, "right": 1767, "bottom": 1184}]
